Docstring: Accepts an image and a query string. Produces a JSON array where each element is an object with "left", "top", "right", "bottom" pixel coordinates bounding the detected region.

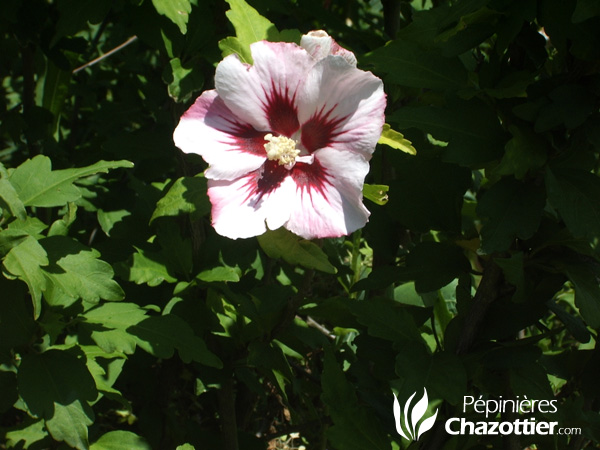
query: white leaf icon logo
[
  {"left": 393, "top": 388, "right": 438, "bottom": 442},
  {"left": 417, "top": 409, "right": 438, "bottom": 441},
  {"left": 393, "top": 394, "right": 409, "bottom": 440}
]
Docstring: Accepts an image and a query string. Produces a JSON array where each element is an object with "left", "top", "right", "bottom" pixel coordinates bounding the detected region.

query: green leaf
[
  {"left": 2, "top": 236, "right": 49, "bottom": 318},
  {"left": 130, "top": 315, "right": 222, "bottom": 367},
  {"left": 509, "top": 364, "right": 554, "bottom": 400},
  {"left": 97, "top": 209, "right": 131, "bottom": 237},
  {"left": 91, "top": 431, "right": 151, "bottom": 450},
  {"left": 224, "top": 0, "right": 277, "bottom": 62},
  {"left": 8, "top": 156, "right": 133, "bottom": 208},
  {"left": 52, "top": 0, "right": 112, "bottom": 45},
  {"left": 218, "top": 36, "right": 251, "bottom": 63},
  {"left": 40, "top": 61, "right": 71, "bottom": 137},
  {"left": 196, "top": 266, "right": 241, "bottom": 283},
  {"left": 493, "top": 125, "right": 547, "bottom": 180},
  {"left": 151, "top": 0, "right": 193, "bottom": 34},
  {"left": 363, "top": 184, "right": 389, "bottom": 205},
  {"left": 4, "top": 419, "right": 47, "bottom": 449},
  {"left": 41, "top": 236, "right": 124, "bottom": 306},
  {"left": 0, "top": 370, "right": 17, "bottom": 412},
  {"left": 176, "top": 445, "right": 196, "bottom": 450},
  {"left": 535, "top": 85, "right": 596, "bottom": 131},
  {"left": 80, "top": 303, "right": 150, "bottom": 354},
  {"left": 45, "top": 400, "right": 94, "bottom": 450},
  {"left": 495, "top": 252, "right": 526, "bottom": 302},
  {"left": 548, "top": 299, "right": 591, "bottom": 343},
  {"left": 546, "top": 168, "right": 600, "bottom": 239},
  {"left": 0, "top": 177, "right": 26, "bottom": 220},
  {"left": 322, "top": 351, "right": 391, "bottom": 450},
  {"left": 477, "top": 178, "right": 545, "bottom": 254},
  {"left": 572, "top": 0, "right": 600, "bottom": 22},
  {"left": 257, "top": 228, "right": 336, "bottom": 274},
  {"left": 563, "top": 262, "right": 600, "bottom": 328},
  {"left": 0, "top": 228, "right": 29, "bottom": 256},
  {"left": 247, "top": 341, "right": 294, "bottom": 399},
  {"left": 0, "top": 278, "right": 37, "bottom": 349},
  {"left": 364, "top": 39, "right": 468, "bottom": 89},
  {"left": 377, "top": 124, "right": 417, "bottom": 155},
  {"left": 405, "top": 242, "right": 470, "bottom": 292},
  {"left": 350, "top": 297, "right": 422, "bottom": 343},
  {"left": 387, "top": 157, "right": 471, "bottom": 232},
  {"left": 395, "top": 348, "right": 467, "bottom": 404},
  {"left": 164, "top": 57, "right": 204, "bottom": 103},
  {"left": 7, "top": 216, "right": 47, "bottom": 237},
  {"left": 123, "top": 247, "right": 178, "bottom": 286},
  {"left": 17, "top": 348, "right": 97, "bottom": 448},
  {"left": 84, "top": 349, "right": 127, "bottom": 400},
  {"left": 150, "top": 176, "right": 210, "bottom": 223},
  {"left": 47, "top": 202, "right": 77, "bottom": 237},
  {"left": 390, "top": 98, "right": 506, "bottom": 166}
]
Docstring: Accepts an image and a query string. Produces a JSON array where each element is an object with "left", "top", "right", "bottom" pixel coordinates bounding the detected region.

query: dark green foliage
[{"left": 1, "top": 0, "right": 600, "bottom": 449}]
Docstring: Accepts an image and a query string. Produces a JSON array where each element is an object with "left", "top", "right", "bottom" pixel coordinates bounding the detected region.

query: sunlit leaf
[
  {"left": 257, "top": 228, "right": 336, "bottom": 274},
  {"left": 150, "top": 176, "right": 210, "bottom": 223},
  {"left": 378, "top": 124, "right": 417, "bottom": 155},
  {"left": 363, "top": 184, "right": 389, "bottom": 205},
  {"left": 223, "top": 0, "right": 277, "bottom": 62},
  {"left": 8, "top": 156, "right": 133, "bottom": 208},
  {"left": 91, "top": 431, "right": 151, "bottom": 450},
  {"left": 2, "top": 236, "right": 49, "bottom": 318},
  {"left": 151, "top": 0, "right": 193, "bottom": 34}
]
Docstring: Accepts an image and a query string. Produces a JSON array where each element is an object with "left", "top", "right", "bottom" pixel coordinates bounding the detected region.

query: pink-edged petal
[
  {"left": 173, "top": 90, "right": 266, "bottom": 180},
  {"left": 285, "top": 149, "right": 370, "bottom": 239},
  {"left": 298, "top": 56, "right": 386, "bottom": 158},
  {"left": 208, "top": 165, "right": 295, "bottom": 239},
  {"left": 300, "top": 30, "right": 357, "bottom": 66},
  {"left": 215, "top": 41, "right": 316, "bottom": 137}
]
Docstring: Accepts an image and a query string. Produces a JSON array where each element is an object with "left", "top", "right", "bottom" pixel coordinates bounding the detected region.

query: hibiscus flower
[{"left": 173, "top": 30, "right": 386, "bottom": 240}]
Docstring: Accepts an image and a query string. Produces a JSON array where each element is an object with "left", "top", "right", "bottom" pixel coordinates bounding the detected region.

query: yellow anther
[{"left": 264, "top": 133, "right": 300, "bottom": 167}]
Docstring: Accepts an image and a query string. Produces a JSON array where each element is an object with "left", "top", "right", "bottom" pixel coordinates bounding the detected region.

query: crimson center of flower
[{"left": 264, "top": 133, "right": 300, "bottom": 168}]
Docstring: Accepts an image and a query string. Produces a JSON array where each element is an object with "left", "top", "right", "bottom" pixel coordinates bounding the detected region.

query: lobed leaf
[
  {"left": 41, "top": 236, "right": 124, "bottom": 306},
  {"left": 8, "top": 156, "right": 133, "bottom": 208}
]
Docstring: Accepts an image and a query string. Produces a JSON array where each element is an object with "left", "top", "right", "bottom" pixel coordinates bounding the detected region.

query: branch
[
  {"left": 456, "top": 260, "right": 504, "bottom": 355},
  {"left": 72, "top": 36, "right": 138, "bottom": 74},
  {"left": 218, "top": 375, "right": 239, "bottom": 450}
]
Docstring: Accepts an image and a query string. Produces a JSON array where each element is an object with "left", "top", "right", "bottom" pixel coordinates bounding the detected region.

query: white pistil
[{"left": 264, "top": 133, "right": 300, "bottom": 168}]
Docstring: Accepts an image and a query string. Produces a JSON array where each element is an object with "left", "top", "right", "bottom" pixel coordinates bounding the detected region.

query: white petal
[
  {"left": 173, "top": 90, "right": 266, "bottom": 180},
  {"left": 298, "top": 56, "right": 386, "bottom": 158},
  {"left": 285, "top": 148, "right": 370, "bottom": 239},
  {"left": 215, "top": 41, "right": 316, "bottom": 136},
  {"left": 207, "top": 172, "right": 295, "bottom": 239},
  {"left": 300, "top": 30, "right": 357, "bottom": 66}
]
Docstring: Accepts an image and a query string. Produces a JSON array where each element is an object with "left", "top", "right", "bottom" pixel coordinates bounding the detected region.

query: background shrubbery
[{"left": 1, "top": 0, "right": 600, "bottom": 449}]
